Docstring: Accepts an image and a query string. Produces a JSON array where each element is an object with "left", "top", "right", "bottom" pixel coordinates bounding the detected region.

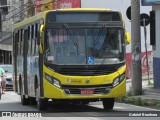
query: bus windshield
[{"left": 45, "top": 27, "right": 125, "bottom": 65}]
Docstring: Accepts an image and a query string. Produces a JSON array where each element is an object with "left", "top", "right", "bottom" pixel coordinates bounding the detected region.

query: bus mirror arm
[{"left": 37, "top": 25, "right": 44, "bottom": 45}]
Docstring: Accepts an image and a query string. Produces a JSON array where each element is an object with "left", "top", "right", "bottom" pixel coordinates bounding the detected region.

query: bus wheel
[
  {"left": 30, "top": 97, "right": 37, "bottom": 105},
  {"left": 102, "top": 98, "right": 115, "bottom": 110},
  {"left": 37, "top": 97, "right": 48, "bottom": 111},
  {"left": 20, "top": 85, "right": 29, "bottom": 105}
]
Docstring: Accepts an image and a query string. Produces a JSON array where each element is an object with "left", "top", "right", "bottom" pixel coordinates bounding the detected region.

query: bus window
[
  {"left": 21, "top": 29, "right": 23, "bottom": 56},
  {"left": 28, "top": 26, "right": 31, "bottom": 56},
  {"left": 32, "top": 25, "right": 36, "bottom": 55},
  {"left": 18, "top": 30, "right": 21, "bottom": 55},
  {"left": 15, "top": 32, "right": 18, "bottom": 56},
  {"left": 24, "top": 29, "right": 28, "bottom": 55},
  {"left": 31, "top": 25, "right": 34, "bottom": 39},
  {"left": 35, "top": 24, "right": 40, "bottom": 55}
]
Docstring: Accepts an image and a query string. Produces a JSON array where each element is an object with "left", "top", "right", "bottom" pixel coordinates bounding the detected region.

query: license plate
[{"left": 81, "top": 89, "right": 94, "bottom": 94}]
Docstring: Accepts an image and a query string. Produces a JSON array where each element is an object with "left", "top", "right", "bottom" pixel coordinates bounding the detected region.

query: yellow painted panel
[{"left": 43, "top": 64, "right": 126, "bottom": 99}]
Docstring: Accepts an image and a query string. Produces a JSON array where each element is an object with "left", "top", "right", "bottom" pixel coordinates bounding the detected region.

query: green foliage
[
  {"left": 155, "top": 101, "right": 160, "bottom": 108},
  {"left": 133, "top": 97, "right": 141, "bottom": 106},
  {"left": 124, "top": 97, "right": 134, "bottom": 104},
  {"left": 156, "top": 103, "right": 160, "bottom": 108},
  {"left": 147, "top": 80, "right": 153, "bottom": 86},
  {"left": 141, "top": 99, "right": 148, "bottom": 106},
  {"left": 127, "top": 85, "right": 132, "bottom": 96},
  {"left": 115, "top": 97, "right": 125, "bottom": 103}
]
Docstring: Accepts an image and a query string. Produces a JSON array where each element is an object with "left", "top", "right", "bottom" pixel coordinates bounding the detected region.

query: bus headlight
[
  {"left": 113, "top": 73, "right": 125, "bottom": 87},
  {"left": 45, "top": 74, "right": 53, "bottom": 83},
  {"left": 53, "top": 78, "right": 61, "bottom": 88},
  {"left": 45, "top": 74, "right": 61, "bottom": 88}
]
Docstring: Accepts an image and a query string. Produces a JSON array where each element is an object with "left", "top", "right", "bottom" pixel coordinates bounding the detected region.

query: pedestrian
[
  {"left": 0, "top": 67, "right": 4, "bottom": 75},
  {"left": 0, "top": 67, "right": 6, "bottom": 94}
]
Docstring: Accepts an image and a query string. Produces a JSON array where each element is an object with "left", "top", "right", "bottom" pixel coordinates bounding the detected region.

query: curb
[
  {"left": 116, "top": 96, "right": 160, "bottom": 109},
  {"left": 126, "top": 76, "right": 153, "bottom": 83}
]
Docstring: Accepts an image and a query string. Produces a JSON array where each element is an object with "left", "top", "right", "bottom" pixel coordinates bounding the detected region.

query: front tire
[
  {"left": 37, "top": 97, "right": 48, "bottom": 111},
  {"left": 102, "top": 98, "right": 115, "bottom": 110},
  {"left": 36, "top": 86, "right": 48, "bottom": 111}
]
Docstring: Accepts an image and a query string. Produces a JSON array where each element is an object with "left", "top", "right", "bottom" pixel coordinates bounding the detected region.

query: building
[
  {"left": 0, "top": 0, "right": 55, "bottom": 64},
  {"left": 0, "top": 0, "right": 28, "bottom": 64},
  {"left": 142, "top": 0, "right": 160, "bottom": 88}
]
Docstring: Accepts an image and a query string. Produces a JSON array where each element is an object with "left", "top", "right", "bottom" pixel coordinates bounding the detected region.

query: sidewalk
[
  {"left": 126, "top": 76, "right": 160, "bottom": 100},
  {"left": 142, "top": 86, "right": 160, "bottom": 100},
  {"left": 121, "top": 76, "right": 160, "bottom": 109}
]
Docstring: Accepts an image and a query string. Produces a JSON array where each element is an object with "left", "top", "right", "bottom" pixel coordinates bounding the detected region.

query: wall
[{"left": 152, "top": 5, "right": 160, "bottom": 88}]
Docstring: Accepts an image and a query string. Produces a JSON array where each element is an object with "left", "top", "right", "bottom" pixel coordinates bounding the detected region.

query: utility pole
[{"left": 131, "top": 0, "right": 142, "bottom": 95}]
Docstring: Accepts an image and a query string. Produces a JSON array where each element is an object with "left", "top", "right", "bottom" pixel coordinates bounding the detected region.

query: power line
[
  {"left": 2, "top": 7, "right": 31, "bottom": 31},
  {"left": 3, "top": 4, "right": 30, "bottom": 21},
  {"left": 2, "top": 1, "right": 55, "bottom": 32},
  {"left": 3, "top": 0, "right": 53, "bottom": 22}
]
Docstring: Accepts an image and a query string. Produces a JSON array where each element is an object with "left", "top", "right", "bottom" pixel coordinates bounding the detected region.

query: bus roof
[
  {"left": 56, "top": 8, "right": 111, "bottom": 11},
  {"left": 13, "top": 11, "right": 48, "bottom": 29},
  {"left": 13, "top": 8, "right": 120, "bottom": 30}
]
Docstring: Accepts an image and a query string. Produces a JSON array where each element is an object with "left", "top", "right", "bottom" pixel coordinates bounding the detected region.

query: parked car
[{"left": 0, "top": 64, "right": 13, "bottom": 91}]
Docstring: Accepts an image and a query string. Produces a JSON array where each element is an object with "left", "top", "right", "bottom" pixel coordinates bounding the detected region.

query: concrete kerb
[{"left": 115, "top": 76, "right": 160, "bottom": 109}]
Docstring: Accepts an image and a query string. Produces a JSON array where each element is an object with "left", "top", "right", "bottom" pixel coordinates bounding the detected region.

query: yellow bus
[{"left": 13, "top": 8, "right": 130, "bottom": 110}]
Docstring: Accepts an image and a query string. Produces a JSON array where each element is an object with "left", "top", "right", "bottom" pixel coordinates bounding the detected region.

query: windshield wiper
[
  {"left": 94, "top": 24, "right": 106, "bottom": 46},
  {"left": 63, "top": 24, "right": 78, "bottom": 55}
]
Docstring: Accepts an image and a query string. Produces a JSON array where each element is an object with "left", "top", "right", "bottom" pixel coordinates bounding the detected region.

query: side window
[
  {"left": 21, "top": 29, "right": 24, "bottom": 56},
  {"left": 33, "top": 24, "right": 37, "bottom": 55},
  {"left": 28, "top": 26, "right": 31, "bottom": 56},
  {"left": 15, "top": 32, "right": 18, "bottom": 56},
  {"left": 30, "top": 26, "right": 33, "bottom": 55},
  {"left": 35, "top": 23, "right": 40, "bottom": 55},
  {"left": 18, "top": 30, "right": 20, "bottom": 56},
  {"left": 20, "top": 29, "right": 23, "bottom": 56},
  {"left": 31, "top": 25, "right": 34, "bottom": 39},
  {"left": 24, "top": 29, "right": 28, "bottom": 55},
  {"left": 32, "top": 24, "right": 35, "bottom": 55}
]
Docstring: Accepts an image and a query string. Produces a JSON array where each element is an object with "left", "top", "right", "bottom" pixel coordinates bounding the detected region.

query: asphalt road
[{"left": 0, "top": 91, "right": 160, "bottom": 120}]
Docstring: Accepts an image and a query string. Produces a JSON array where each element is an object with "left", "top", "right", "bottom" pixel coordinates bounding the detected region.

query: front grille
[
  {"left": 45, "top": 62, "right": 125, "bottom": 76},
  {"left": 59, "top": 68, "right": 115, "bottom": 76},
  {"left": 62, "top": 85, "right": 112, "bottom": 95}
]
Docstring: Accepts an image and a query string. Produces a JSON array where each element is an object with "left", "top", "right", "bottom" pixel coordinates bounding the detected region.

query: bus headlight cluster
[
  {"left": 113, "top": 73, "right": 125, "bottom": 87},
  {"left": 45, "top": 74, "right": 61, "bottom": 88}
]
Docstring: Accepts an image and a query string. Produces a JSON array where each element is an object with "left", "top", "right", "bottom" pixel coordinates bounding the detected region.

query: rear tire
[
  {"left": 30, "top": 97, "right": 37, "bottom": 105},
  {"left": 20, "top": 84, "right": 29, "bottom": 105},
  {"left": 102, "top": 98, "right": 115, "bottom": 110}
]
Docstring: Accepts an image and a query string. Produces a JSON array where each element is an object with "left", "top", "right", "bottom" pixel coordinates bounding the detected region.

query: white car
[{"left": 0, "top": 64, "right": 13, "bottom": 91}]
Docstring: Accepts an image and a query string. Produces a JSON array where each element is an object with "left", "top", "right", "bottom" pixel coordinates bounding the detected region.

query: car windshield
[{"left": 45, "top": 27, "right": 125, "bottom": 65}]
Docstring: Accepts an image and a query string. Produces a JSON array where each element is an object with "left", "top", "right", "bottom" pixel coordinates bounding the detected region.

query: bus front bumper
[{"left": 44, "top": 79, "right": 126, "bottom": 99}]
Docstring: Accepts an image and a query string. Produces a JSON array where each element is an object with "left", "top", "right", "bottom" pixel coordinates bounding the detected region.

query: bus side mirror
[
  {"left": 125, "top": 31, "right": 130, "bottom": 45},
  {"left": 37, "top": 25, "right": 44, "bottom": 45}
]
